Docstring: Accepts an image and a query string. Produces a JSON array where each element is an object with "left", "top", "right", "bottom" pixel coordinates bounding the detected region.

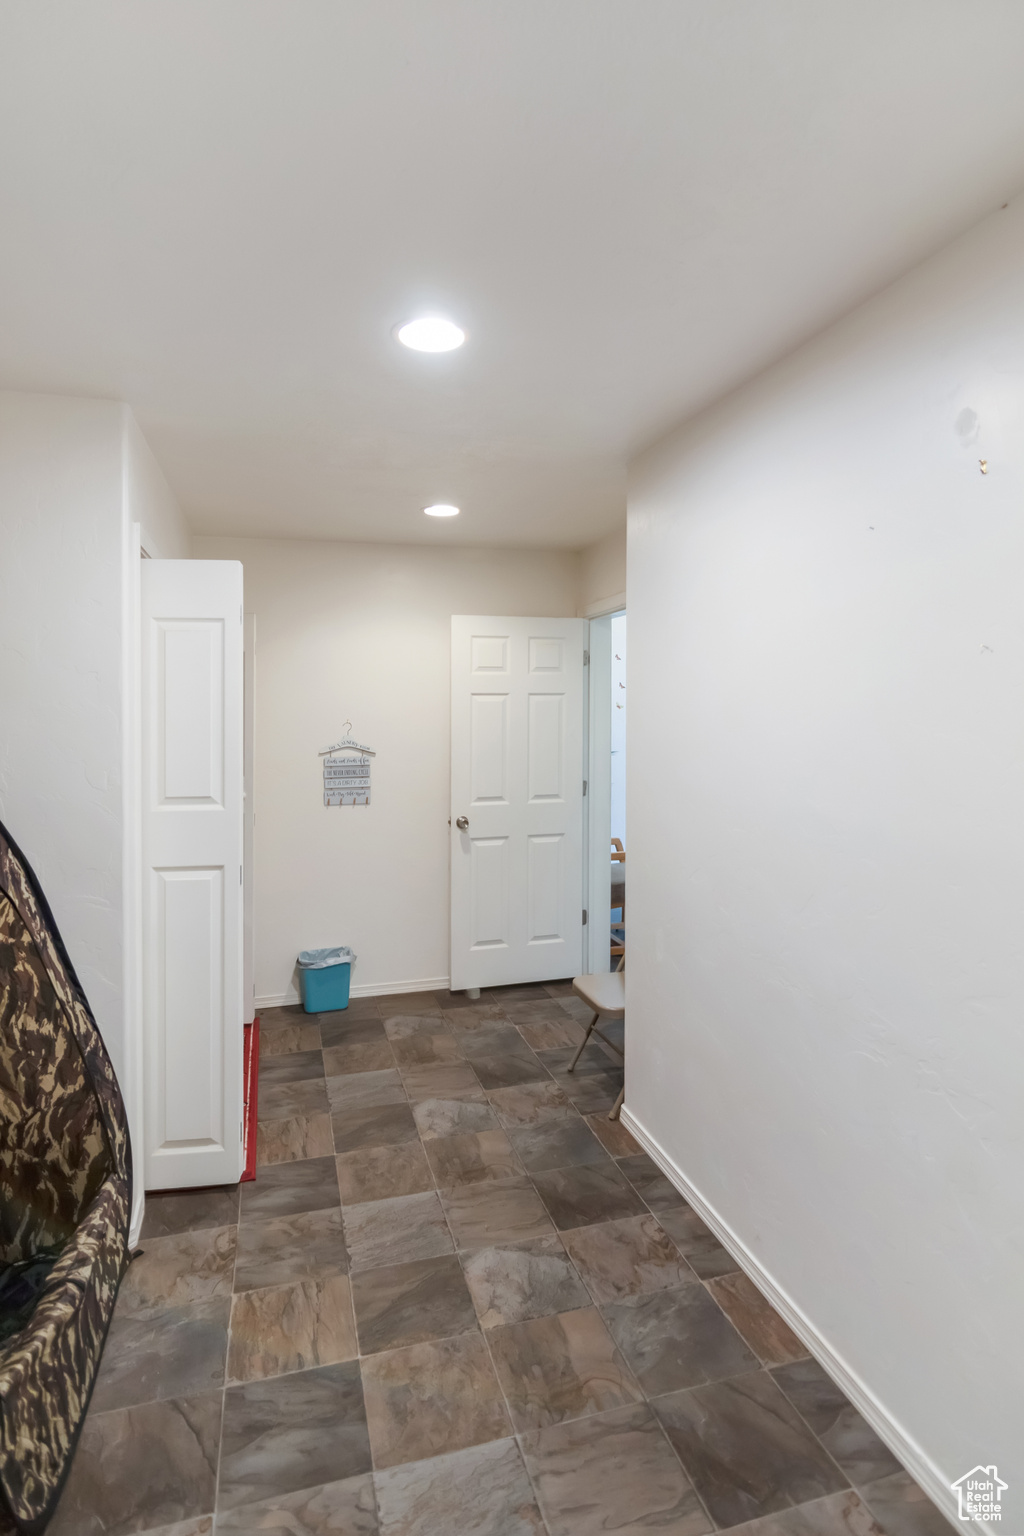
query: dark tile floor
[{"left": 50, "top": 983, "right": 950, "bottom": 1536}]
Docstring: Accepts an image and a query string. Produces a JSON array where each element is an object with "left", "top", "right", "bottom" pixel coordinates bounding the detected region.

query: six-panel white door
[
  {"left": 141, "top": 560, "right": 244, "bottom": 1189},
  {"left": 450, "top": 616, "right": 586, "bottom": 990}
]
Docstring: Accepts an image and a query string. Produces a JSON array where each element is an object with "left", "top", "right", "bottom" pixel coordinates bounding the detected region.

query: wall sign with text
[{"left": 319, "top": 726, "right": 376, "bottom": 807}]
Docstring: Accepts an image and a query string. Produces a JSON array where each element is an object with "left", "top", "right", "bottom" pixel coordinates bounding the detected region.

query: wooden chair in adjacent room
[{"left": 610, "top": 837, "right": 625, "bottom": 961}]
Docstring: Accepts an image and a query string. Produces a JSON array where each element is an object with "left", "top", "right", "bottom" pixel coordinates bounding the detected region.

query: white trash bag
[{"left": 297, "top": 946, "right": 357, "bottom": 969}]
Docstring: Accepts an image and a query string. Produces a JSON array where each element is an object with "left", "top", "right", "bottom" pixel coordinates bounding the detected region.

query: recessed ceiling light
[
  {"left": 397, "top": 317, "right": 465, "bottom": 352},
  {"left": 424, "top": 503, "right": 460, "bottom": 517}
]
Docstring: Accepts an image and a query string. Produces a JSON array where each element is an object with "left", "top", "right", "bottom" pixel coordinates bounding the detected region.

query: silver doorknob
[{"left": 455, "top": 816, "right": 469, "bottom": 831}]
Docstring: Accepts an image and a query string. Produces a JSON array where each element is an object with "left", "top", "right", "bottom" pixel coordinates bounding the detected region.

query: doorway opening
[
  {"left": 610, "top": 611, "right": 626, "bottom": 966},
  {"left": 584, "top": 606, "right": 625, "bottom": 974}
]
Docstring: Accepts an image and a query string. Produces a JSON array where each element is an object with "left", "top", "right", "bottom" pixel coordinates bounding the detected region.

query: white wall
[
  {"left": 626, "top": 197, "right": 1024, "bottom": 1524},
  {"left": 0, "top": 392, "right": 128, "bottom": 1066},
  {"left": 580, "top": 525, "right": 626, "bottom": 615},
  {"left": 0, "top": 392, "right": 188, "bottom": 1231},
  {"left": 124, "top": 411, "right": 191, "bottom": 559},
  {"left": 194, "top": 534, "right": 581, "bottom": 1003}
]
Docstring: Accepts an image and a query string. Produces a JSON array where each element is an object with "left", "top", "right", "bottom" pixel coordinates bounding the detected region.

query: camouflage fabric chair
[{"left": 0, "top": 821, "right": 131, "bottom": 1533}]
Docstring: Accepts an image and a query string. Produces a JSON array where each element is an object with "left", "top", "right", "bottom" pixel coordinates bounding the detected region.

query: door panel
[
  {"left": 528, "top": 693, "right": 564, "bottom": 800},
  {"left": 471, "top": 836, "right": 510, "bottom": 949},
  {"left": 159, "top": 622, "right": 224, "bottom": 801},
  {"left": 471, "top": 694, "right": 509, "bottom": 802},
  {"left": 142, "top": 560, "right": 244, "bottom": 1189},
  {"left": 471, "top": 634, "right": 508, "bottom": 672},
  {"left": 451, "top": 616, "right": 585, "bottom": 989},
  {"left": 156, "top": 866, "right": 221, "bottom": 1142},
  {"left": 527, "top": 834, "right": 563, "bottom": 942}
]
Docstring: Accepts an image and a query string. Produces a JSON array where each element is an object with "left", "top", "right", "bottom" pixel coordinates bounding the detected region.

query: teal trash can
[{"left": 297, "top": 947, "right": 355, "bottom": 1013}]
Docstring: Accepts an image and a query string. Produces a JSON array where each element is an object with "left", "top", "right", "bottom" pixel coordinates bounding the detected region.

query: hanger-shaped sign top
[{"left": 319, "top": 720, "right": 376, "bottom": 757}]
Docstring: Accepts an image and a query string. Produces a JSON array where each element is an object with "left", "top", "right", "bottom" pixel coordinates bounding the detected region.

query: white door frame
[
  {"left": 123, "top": 520, "right": 145, "bottom": 1244},
  {"left": 584, "top": 602, "right": 626, "bottom": 974},
  {"left": 243, "top": 613, "right": 256, "bottom": 1025},
  {"left": 585, "top": 613, "right": 612, "bottom": 974}
]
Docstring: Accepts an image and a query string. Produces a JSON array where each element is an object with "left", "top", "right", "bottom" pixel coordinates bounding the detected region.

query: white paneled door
[
  {"left": 141, "top": 560, "right": 244, "bottom": 1189},
  {"left": 451, "top": 616, "right": 586, "bottom": 990}
]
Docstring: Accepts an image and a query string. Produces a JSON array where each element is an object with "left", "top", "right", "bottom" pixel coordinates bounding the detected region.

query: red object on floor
[{"left": 241, "top": 1016, "right": 260, "bottom": 1182}]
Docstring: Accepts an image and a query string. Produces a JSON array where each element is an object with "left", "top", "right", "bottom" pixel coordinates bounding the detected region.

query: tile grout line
[
  {"left": 413, "top": 1012, "right": 687, "bottom": 1534},
  {"left": 466, "top": 1066, "right": 793, "bottom": 1536},
  {"left": 321, "top": 1010, "right": 365, "bottom": 1408},
  {"left": 751, "top": 1366, "right": 861, "bottom": 1508},
  {"left": 356, "top": 996, "right": 487, "bottom": 1497},
  {"left": 332, "top": 1005, "right": 552, "bottom": 1521},
  {"left": 101, "top": 991, "right": 607, "bottom": 1535},
  {"left": 586, "top": 1146, "right": 870, "bottom": 1536},
  {"left": 228, "top": 999, "right": 930, "bottom": 1533},
  {"left": 384, "top": 999, "right": 553, "bottom": 1529},
  {"left": 253, "top": 1003, "right": 386, "bottom": 1532},
  {"left": 252, "top": 990, "right": 630, "bottom": 1529},
  {"left": 210, "top": 1182, "right": 241, "bottom": 1522},
  {"left": 430, "top": 1150, "right": 557, "bottom": 1536},
  {"left": 595, "top": 1156, "right": 854, "bottom": 1507},
  {"left": 647, "top": 1399, "right": 720, "bottom": 1534}
]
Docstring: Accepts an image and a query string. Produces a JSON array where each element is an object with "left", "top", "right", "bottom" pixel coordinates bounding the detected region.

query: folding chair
[{"left": 567, "top": 958, "right": 625, "bottom": 1120}]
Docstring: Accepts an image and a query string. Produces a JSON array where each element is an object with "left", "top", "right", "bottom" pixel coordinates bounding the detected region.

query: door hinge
[
  {"left": 239, "top": 865, "right": 243, "bottom": 885},
  {"left": 582, "top": 909, "right": 588, "bottom": 926},
  {"left": 583, "top": 779, "right": 588, "bottom": 796},
  {"left": 583, "top": 650, "right": 590, "bottom": 666}
]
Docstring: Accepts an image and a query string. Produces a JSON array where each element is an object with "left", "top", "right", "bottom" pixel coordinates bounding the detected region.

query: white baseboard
[
  {"left": 620, "top": 1105, "right": 964, "bottom": 1535},
  {"left": 256, "top": 975, "right": 451, "bottom": 1011},
  {"left": 254, "top": 989, "right": 297, "bottom": 1013},
  {"left": 128, "top": 1190, "right": 144, "bottom": 1250},
  {"left": 351, "top": 975, "right": 450, "bottom": 999},
  {"left": 255, "top": 990, "right": 301, "bottom": 1010}
]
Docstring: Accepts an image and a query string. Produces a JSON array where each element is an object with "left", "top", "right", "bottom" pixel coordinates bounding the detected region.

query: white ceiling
[{"left": 4, "top": 2, "right": 1024, "bottom": 549}]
